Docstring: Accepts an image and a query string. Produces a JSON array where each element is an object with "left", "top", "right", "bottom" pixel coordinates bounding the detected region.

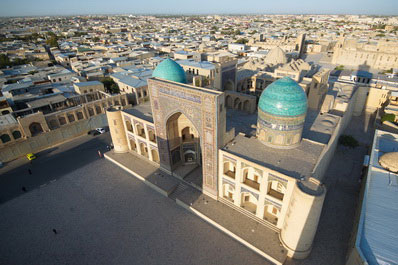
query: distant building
[
  {"left": 332, "top": 38, "right": 398, "bottom": 71},
  {"left": 73, "top": 81, "right": 105, "bottom": 95}
]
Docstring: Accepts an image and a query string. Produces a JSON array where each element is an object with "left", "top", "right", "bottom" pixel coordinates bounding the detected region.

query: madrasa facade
[{"left": 107, "top": 58, "right": 359, "bottom": 259}]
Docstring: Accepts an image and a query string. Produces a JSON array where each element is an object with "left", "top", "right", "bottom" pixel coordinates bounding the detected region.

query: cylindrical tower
[
  {"left": 256, "top": 77, "right": 308, "bottom": 149},
  {"left": 280, "top": 178, "right": 326, "bottom": 259},
  {"left": 106, "top": 108, "right": 128, "bottom": 153}
]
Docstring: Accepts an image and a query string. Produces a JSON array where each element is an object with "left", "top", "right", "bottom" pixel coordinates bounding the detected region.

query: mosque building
[{"left": 106, "top": 58, "right": 363, "bottom": 261}]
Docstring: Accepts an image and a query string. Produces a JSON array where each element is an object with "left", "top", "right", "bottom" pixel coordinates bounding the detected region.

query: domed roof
[
  {"left": 152, "top": 58, "right": 187, "bottom": 84},
  {"left": 379, "top": 152, "right": 398, "bottom": 173},
  {"left": 258, "top": 77, "right": 307, "bottom": 116},
  {"left": 265, "top": 47, "right": 287, "bottom": 65}
]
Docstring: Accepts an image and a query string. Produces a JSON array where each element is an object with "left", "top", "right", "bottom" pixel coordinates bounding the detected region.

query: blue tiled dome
[
  {"left": 152, "top": 58, "right": 187, "bottom": 84},
  {"left": 258, "top": 77, "right": 307, "bottom": 116}
]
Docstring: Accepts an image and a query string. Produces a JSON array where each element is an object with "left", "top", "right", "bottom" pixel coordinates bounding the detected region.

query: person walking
[
  {"left": 28, "top": 169, "right": 32, "bottom": 175},
  {"left": 98, "top": 150, "right": 102, "bottom": 158}
]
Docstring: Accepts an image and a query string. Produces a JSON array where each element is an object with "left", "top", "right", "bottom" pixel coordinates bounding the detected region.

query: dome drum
[{"left": 256, "top": 77, "right": 308, "bottom": 149}]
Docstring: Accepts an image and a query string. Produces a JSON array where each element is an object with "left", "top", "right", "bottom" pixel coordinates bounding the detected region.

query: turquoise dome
[
  {"left": 258, "top": 77, "right": 307, "bottom": 116},
  {"left": 152, "top": 58, "right": 187, "bottom": 84}
]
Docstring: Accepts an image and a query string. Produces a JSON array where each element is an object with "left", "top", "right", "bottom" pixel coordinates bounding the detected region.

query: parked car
[
  {"left": 0, "top": 161, "right": 3, "bottom": 168},
  {"left": 96, "top": 128, "right": 106, "bottom": 134},
  {"left": 88, "top": 130, "right": 100, "bottom": 136},
  {"left": 26, "top": 153, "right": 36, "bottom": 161}
]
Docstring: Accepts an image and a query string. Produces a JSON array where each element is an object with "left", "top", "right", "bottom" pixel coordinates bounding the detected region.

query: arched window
[
  {"left": 151, "top": 149, "right": 159, "bottom": 163},
  {"left": 0, "top": 133, "right": 11, "bottom": 143},
  {"left": 12, "top": 130, "right": 22, "bottom": 140},
  {"left": 267, "top": 179, "right": 286, "bottom": 201},
  {"left": 76, "top": 112, "right": 84, "bottom": 120},
  {"left": 67, "top": 114, "right": 75, "bottom": 123},
  {"left": 29, "top": 122, "right": 43, "bottom": 136},
  {"left": 223, "top": 161, "right": 236, "bottom": 179},
  {"left": 59, "top": 117, "right": 67, "bottom": 125}
]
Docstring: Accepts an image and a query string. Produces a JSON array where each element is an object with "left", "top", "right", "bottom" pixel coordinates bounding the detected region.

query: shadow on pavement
[{"left": 0, "top": 136, "right": 110, "bottom": 205}]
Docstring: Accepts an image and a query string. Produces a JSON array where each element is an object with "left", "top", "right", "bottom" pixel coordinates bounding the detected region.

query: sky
[{"left": 1, "top": 0, "right": 397, "bottom": 17}]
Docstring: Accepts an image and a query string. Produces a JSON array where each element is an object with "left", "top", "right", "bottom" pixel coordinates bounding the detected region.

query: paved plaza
[{"left": 0, "top": 134, "right": 268, "bottom": 265}]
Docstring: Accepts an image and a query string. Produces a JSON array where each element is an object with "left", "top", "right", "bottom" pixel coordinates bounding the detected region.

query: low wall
[
  {"left": 0, "top": 114, "right": 108, "bottom": 162},
  {"left": 312, "top": 87, "right": 358, "bottom": 180}
]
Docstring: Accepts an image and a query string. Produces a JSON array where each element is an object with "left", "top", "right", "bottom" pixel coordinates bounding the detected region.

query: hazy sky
[{"left": 1, "top": 0, "right": 397, "bottom": 17}]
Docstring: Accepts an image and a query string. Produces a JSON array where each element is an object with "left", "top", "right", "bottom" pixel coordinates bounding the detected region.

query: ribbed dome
[
  {"left": 258, "top": 77, "right": 307, "bottom": 116},
  {"left": 265, "top": 47, "right": 287, "bottom": 65},
  {"left": 152, "top": 59, "right": 187, "bottom": 84}
]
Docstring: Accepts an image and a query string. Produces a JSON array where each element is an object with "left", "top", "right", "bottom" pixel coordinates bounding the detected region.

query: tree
[
  {"left": 46, "top": 35, "right": 59, "bottom": 48},
  {"left": 339, "top": 135, "right": 359, "bottom": 148},
  {"left": 381, "top": 113, "right": 396, "bottom": 124},
  {"left": 0, "top": 54, "right": 11, "bottom": 68},
  {"left": 100, "top": 77, "right": 120, "bottom": 94},
  {"left": 234, "top": 29, "right": 241, "bottom": 35},
  {"left": 334, "top": 65, "right": 344, "bottom": 71},
  {"left": 235, "top": 38, "right": 248, "bottom": 44}
]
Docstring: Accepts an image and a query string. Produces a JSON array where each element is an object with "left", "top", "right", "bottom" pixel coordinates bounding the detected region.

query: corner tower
[{"left": 256, "top": 77, "right": 307, "bottom": 149}]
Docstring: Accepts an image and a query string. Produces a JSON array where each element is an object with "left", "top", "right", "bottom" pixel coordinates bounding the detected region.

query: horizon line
[{"left": 1, "top": 12, "right": 397, "bottom": 18}]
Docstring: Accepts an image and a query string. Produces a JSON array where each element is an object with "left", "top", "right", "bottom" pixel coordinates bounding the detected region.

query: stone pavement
[
  {"left": 0, "top": 154, "right": 268, "bottom": 265},
  {"left": 105, "top": 151, "right": 286, "bottom": 265}
]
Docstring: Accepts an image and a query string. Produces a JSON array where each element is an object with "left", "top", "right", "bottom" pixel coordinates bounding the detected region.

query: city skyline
[{"left": 1, "top": 0, "right": 398, "bottom": 17}]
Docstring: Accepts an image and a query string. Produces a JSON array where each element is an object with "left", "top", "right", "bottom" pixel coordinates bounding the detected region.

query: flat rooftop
[
  {"left": 356, "top": 130, "right": 398, "bottom": 265},
  {"left": 226, "top": 108, "right": 339, "bottom": 145},
  {"left": 123, "top": 100, "right": 153, "bottom": 123},
  {"left": 73, "top": 81, "right": 103, "bottom": 87},
  {"left": 176, "top": 59, "right": 215, "bottom": 70},
  {"left": 224, "top": 134, "right": 324, "bottom": 180},
  {"left": 0, "top": 114, "right": 17, "bottom": 127},
  {"left": 26, "top": 94, "right": 67, "bottom": 109},
  {"left": 303, "top": 111, "right": 340, "bottom": 144},
  {"left": 224, "top": 108, "right": 340, "bottom": 180}
]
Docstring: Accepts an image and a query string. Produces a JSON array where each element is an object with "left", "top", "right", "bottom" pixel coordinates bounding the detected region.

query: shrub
[{"left": 381, "top": 113, "right": 396, "bottom": 124}]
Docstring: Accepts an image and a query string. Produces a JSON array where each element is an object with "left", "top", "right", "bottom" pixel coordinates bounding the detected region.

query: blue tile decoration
[
  {"left": 152, "top": 58, "right": 187, "bottom": 84},
  {"left": 258, "top": 77, "right": 307, "bottom": 117}
]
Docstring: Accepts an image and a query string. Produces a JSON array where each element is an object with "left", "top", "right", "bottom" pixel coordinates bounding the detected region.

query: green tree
[
  {"left": 46, "top": 35, "right": 59, "bottom": 48},
  {"left": 235, "top": 38, "right": 248, "bottom": 44},
  {"left": 0, "top": 54, "right": 11, "bottom": 68},
  {"left": 100, "top": 77, "right": 120, "bottom": 94},
  {"left": 381, "top": 113, "right": 396, "bottom": 123},
  {"left": 334, "top": 65, "right": 344, "bottom": 71},
  {"left": 339, "top": 135, "right": 359, "bottom": 148},
  {"left": 234, "top": 29, "right": 241, "bottom": 35}
]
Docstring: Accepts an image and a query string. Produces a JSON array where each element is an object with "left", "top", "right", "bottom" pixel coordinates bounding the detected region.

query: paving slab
[
  {"left": 105, "top": 151, "right": 179, "bottom": 196},
  {"left": 177, "top": 188, "right": 287, "bottom": 265},
  {"left": 105, "top": 150, "right": 286, "bottom": 265}
]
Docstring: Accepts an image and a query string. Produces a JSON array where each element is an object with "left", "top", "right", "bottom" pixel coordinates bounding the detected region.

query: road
[{"left": 0, "top": 133, "right": 268, "bottom": 265}]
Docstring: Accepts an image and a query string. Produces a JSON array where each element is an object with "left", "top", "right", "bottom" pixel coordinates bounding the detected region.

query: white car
[{"left": 96, "top": 128, "right": 106, "bottom": 134}]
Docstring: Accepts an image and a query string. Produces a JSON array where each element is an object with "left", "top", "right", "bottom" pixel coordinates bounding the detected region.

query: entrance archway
[
  {"left": 225, "top": 95, "right": 233, "bottom": 108},
  {"left": 224, "top": 80, "right": 234, "bottom": 91},
  {"left": 29, "top": 122, "right": 43, "bottom": 136},
  {"left": 166, "top": 112, "right": 201, "bottom": 169}
]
